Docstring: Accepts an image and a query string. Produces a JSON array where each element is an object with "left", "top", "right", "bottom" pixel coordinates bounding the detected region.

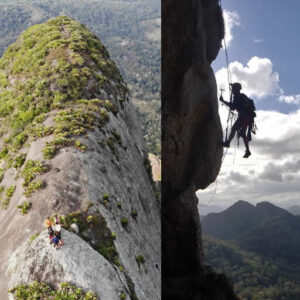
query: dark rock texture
[{"left": 162, "top": 0, "right": 237, "bottom": 299}]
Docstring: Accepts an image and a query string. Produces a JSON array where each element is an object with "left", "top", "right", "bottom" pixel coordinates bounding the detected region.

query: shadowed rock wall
[{"left": 162, "top": 0, "right": 237, "bottom": 299}]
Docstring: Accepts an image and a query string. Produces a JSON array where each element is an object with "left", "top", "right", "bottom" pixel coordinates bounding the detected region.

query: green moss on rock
[
  {"left": 29, "top": 233, "right": 39, "bottom": 244},
  {"left": 9, "top": 281, "right": 97, "bottom": 300},
  {"left": 121, "top": 217, "right": 129, "bottom": 228},
  {"left": 21, "top": 160, "right": 47, "bottom": 196},
  {"left": 0, "top": 168, "right": 4, "bottom": 182},
  {"left": 60, "top": 209, "right": 121, "bottom": 266},
  {"left": 131, "top": 210, "right": 138, "bottom": 219},
  {"left": 135, "top": 255, "right": 145, "bottom": 268},
  {"left": 13, "top": 153, "right": 27, "bottom": 168},
  {"left": 102, "top": 193, "right": 109, "bottom": 201},
  {"left": 1, "top": 185, "right": 16, "bottom": 209},
  {"left": 17, "top": 201, "right": 32, "bottom": 215}
]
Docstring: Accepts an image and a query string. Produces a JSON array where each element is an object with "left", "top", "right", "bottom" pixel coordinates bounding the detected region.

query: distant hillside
[
  {"left": 203, "top": 235, "right": 300, "bottom": 300},
  {"left": 236, "top": 215, "right": 300, "bottom": 265},
  {"left": 197, "top": 204, "right": 225, "bottom": 216},
  {"left": 202, "top": 200, "right": 300, "bottom": 298},
  {"left": 202, "top": 200, "right": 291, "bottom": 240}
]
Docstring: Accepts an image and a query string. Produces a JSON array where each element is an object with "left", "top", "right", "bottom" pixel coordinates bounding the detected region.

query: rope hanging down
[
  {"left": 199, "top": 2, "right": 236, "bottom": 207},
  {"left": 222, "top": 28, "right": 235, "bottom": 143}
]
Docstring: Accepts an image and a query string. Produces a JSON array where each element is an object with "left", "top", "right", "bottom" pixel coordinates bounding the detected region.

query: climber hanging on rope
[{"left": 220, "top": 82, "right": 256, "bottom": 158}]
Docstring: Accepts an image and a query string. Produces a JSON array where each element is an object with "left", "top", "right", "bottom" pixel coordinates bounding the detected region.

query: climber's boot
[
  {"left": 220, "top": 141, "right": 230, "bottom": 148},
  {"left": 243, "top": 150, "right": 251, "bottom": 158}
]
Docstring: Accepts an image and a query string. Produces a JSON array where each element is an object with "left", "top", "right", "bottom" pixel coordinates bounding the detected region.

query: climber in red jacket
[{"left": 220, "top": 82, "right": 256, "bottom": 158}]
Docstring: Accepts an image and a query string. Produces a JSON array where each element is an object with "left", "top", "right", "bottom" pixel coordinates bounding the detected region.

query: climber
[
  {"left": 45, "top": 217, "right": 54, "bottom": 242},
  {"left": 54, "top": 216, "right": 64, "bottom": 246},
  {"left": 47, "top": 226, "right": 54, "bottom": 241},
  {"left": 51, "top": 231, "right": 61, "bottom": 250},
  {"left": 45, "top": 217, "right": 52, "bottom": 228},
  {"left": 220, "top": 82, "right": 256, "bottom": 158}
]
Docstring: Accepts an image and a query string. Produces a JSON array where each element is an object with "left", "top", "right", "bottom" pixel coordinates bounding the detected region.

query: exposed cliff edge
[
  {"left": 162, "top": 0, "right": 237, "bottom": 299},
  {"left": 0, "top": 16, "right": 160, "bottom": 300}
]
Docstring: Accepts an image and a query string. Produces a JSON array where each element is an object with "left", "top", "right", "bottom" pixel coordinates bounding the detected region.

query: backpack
[
  {"left": 241, "top": 94, "right": 257, "bottom": 141},
  {"left": 242, "top": 94, "right": 256, "bottom": 118},
  {"left": 48, "top": 226, "right": 54, "bottom": 236}
]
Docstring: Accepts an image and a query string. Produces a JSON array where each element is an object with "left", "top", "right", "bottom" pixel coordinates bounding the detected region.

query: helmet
[
  {"left": 230, "top": 82, "right": 242, "bottom": 91},
  {"left": 45, "top": 218, "right": 52, "bottom": 227}
]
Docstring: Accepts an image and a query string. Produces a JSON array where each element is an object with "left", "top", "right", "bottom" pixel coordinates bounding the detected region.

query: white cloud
[
  {"left": 279, "top": 94, "right": 300, "bottom": 105},
  {"left": 254, "top": 38, "right": 264, "bottom": 43},
  {"left": 223, "top": 10, "right": 240, "bottom": 47},
  {"left": 215, "top": 56, "right": 281, "bottom": 99}
]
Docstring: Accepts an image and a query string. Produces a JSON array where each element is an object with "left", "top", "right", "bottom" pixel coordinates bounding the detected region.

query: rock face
[
  {"left": 0, "top": 16, "right": 160, "bottom": 300},
  {"left": 162, "top": 1, "right": 237, "bottom": 299},
  {"left": 8, "top": 230, "right": 128, "bottom": 300}
]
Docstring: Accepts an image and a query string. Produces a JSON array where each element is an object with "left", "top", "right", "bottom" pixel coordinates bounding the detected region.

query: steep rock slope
[
  {"left": 162, "top": 0, "right": 237, "bottom": 299},
  {"left": 0, "top": 0, "right": 161, "bottom": 156},
  {"left": 0, "top": 16, "right": 160, "bottom": 300},
  {"left": 202, "top": 200, "right": 291, "bottom": 240}
]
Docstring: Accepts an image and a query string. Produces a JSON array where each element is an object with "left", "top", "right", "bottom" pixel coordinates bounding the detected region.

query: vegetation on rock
[
  {"left": 102, "top": 193, "right": 109, "bottom": 201},
  {"left": 120, "top": 292, "right": 126, "bottom": 300},
  {"left": 60, "top": 209, "right": 121, "bottom": 267},
  {"left": 0, "top": 12, "right": 150, "bottom": 300},
  {"left": 124, "top": 273, "right": 139, "bottom": 300},
  {"left": 21, "top": 160, "right": 47, "bottom": 196},
  {"left": 17, "top": 201, "right": 32, "bottom": 215},
  {"left": 13, "top": 154, "right": 27, "bottom": 169},
  {"left": 120, "top": 217, "right": 129, "bottom": 228},
  {"left": 0, "top": 16, "right": 127, "bottom": 170},
  {"left": 135, "top": 255, "right": 145, "bottom": 269},
  {"left": 0, "top": 168, "right": 4, "bottom": 182},
  {"left": 29, "top": 233, "right": 39, "bottom": 244},
  {"left": 0, "top": 0, "right": 161, "bottom": 156},
  {"left": 9, "top": 281, "right": 97, "bottom": 300},
  {"left": 1, "top": 185, "right": 16, "bottom": 209}
]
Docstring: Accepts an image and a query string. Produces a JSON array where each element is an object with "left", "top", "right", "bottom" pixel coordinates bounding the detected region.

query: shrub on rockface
[
  {"left": 1, "top": 185, "right": 16, "bottom": 209},
  {"left": 60, "top": 210, "right": 121, "bottom": 266},
  {"left": 17, "top": 201, "right": 32, "bottom": 215},
  {"left": 9, "top": 281, "right": 97, "bottom": 300},
  {"left": 21, "top": 160, "right": 47, "bottom": 196}
]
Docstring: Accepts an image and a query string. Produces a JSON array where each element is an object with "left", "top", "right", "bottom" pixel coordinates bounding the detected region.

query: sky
[{"left": 197, "top": 0, "right": 300, "bottom": 214}]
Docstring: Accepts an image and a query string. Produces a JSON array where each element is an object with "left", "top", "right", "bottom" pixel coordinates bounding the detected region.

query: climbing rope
[
  {"left": 198, "top": 1, "right": 236, "bottom": 208},
  {"left": 222, "top": 27, "right": 234, "bottom": 143}
]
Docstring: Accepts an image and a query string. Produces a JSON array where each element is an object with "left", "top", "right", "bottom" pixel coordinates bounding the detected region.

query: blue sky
[
  {"left": 213, "top": 0, "right": 300, "bottom": 113},
  {"left": 198, "top": 0, "right": 300, "bottom": 213}
]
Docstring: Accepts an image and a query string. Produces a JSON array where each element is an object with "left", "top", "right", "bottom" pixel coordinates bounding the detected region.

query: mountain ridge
[{"left": 202, "top": 200, "right": 291, "bottom": 240}]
